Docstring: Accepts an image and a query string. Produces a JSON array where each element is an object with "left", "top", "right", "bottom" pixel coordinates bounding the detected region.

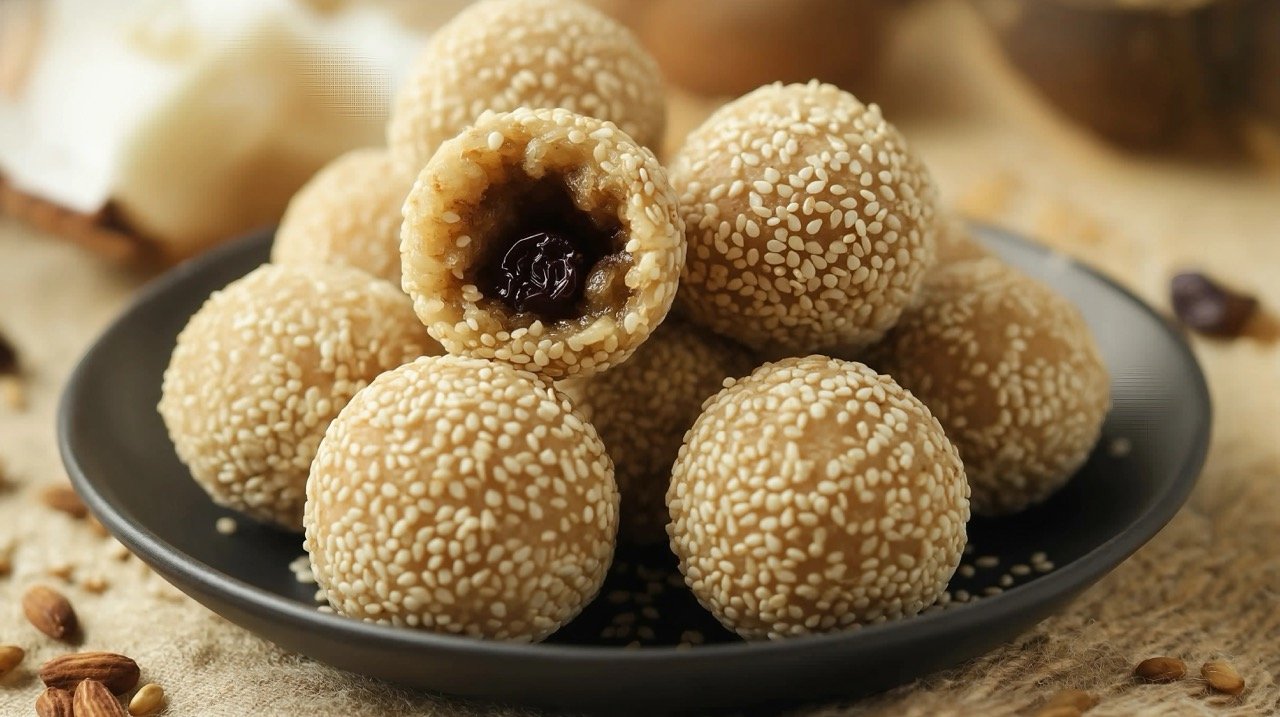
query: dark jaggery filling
[{"left": 473, "top": 173, "right": 632, "bottom": 324}]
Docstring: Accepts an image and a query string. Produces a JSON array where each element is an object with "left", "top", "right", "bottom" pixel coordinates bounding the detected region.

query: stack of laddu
[{"left": 160, "top": 0, "right": 1110, "bottom": 644}]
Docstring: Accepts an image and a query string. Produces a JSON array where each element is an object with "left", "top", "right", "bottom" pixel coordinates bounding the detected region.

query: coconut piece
[
  {"left": 558, "top": 320, "right": 757, "bottom": 544},
  {"left": 868, "top": 258, "right": 1111, "bottom": 516},
  {"left": 272, "top": 148, "right": 411, "bottom": 285},
  {"left": 158, "top": 263, "right": 440, "bottom": 529},
  {"left": 667, "top": 355, "right": 969, "bottom": 640},
  {"left": 387, "top": 0, "right": 665, "bottom": 171},
  {"left": 304, "top": 355, "right": 618, "bottom": 642},
  {"left": 401, "top": 107, "right": 684, "bottom": 380},
  {"left": 670, "top": 81, "right": 938, "bottom": 357}
]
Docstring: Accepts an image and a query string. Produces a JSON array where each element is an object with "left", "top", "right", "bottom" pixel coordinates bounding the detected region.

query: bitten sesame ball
[
  {"left": 401, "top": 107, "right": 685, "bottom": 380},
  {"left": 933, "top": 214, "right": 992, "bottom": 266},
  {"left": 667, "top": 355, "right": 969, "bottom": 640},
  {"left": 868, "top": 258, "right": 1110, "bottom": 516},
  {"left": 670, "top": 81, "right": 938, "bottom": 356},
  {"left": 304, "top": 355, "right": 618, "bottom": 642},
  {"left": 159, "top": 264, "right": 440, "bottom": 530},
  {"left": 271, "top": 148, "right": 414, "bottom": 285},
  {"left": 387, "top": 0, "right": 666, "bottom": 171},
  {"left": 558, "top": 320, "right": 757, "bottom": 544}
]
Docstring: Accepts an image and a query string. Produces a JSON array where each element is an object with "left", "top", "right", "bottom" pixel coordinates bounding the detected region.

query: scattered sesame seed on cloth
[{"left": 1, "top": 3, "right": 1278, "bottom": 715}]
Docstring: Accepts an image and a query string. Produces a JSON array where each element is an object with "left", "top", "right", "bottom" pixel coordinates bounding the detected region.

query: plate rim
[{"left": 57, "top": 223, "right": 1212, "bottom": 667}]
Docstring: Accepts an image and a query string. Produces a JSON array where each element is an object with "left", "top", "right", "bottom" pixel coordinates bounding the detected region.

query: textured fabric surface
[{"left": 1, "top": 1, "right": 1278, "bottom": 715}]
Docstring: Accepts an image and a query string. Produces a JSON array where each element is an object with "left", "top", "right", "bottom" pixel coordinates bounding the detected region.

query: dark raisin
[
  {"left": 1170, "top": 271, "right": 1259, "bottom": 337},
  {"left": 0, "top": 329, "right": 16, "bottom": 375},
  {"left": 490, "top": 231, "right": 590, "bottom": 319}
]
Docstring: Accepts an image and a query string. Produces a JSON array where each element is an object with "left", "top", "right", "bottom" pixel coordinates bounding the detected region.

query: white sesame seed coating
[
  {"left": 670, "top": 81, "right": 938, "bottom": 356},
  {"left": 868, "top": 258, "right": 1110, "bottom": 515},
  {"left": 304, "top": 355, "right": 618, "bottom": 642},
  {"left": 158, "top": 264, "right": 440, "bottom": 529},
  {"left": 401, "top": 107, "right": 686, "bottom": 380},
  {"left": 667, "top": 355, "right": 969, "bottom": 640},
  {"left": 271, "top": 149, "right": 415, "bottom": 285},
  {"left": 387, "top": 0, "right": 666, "bottom": 170},
  {"left": 558, "top": 320, "right": 757, "bottom": 544}
]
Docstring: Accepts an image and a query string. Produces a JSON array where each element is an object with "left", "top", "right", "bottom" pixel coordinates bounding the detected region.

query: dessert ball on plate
[
  {"left": 559, "top": 320, "right": 756, "bottom": 544},
  {"left": 671, "top": 81, "right": 938, "bottom": 356},
  {"left": 272, "top": 148, "right": 414, "bottom": 285},
  {"left": 667, "top": 355, "right": 969, "bottom": 640},
  {"left": 401, "top": 107, "right": 685, "bottom": 380},
  {"left": 305, "top": 355, "right": 618, "bottom": 642},
  {"left": 158, "top": 264, "right": 439, "bottom": 529},
  {"left": 869, "top": 258, "right": 1110, "bottom": 515},
  {"left": 388, "top": 0, "right": 666, "bottom": 170}
]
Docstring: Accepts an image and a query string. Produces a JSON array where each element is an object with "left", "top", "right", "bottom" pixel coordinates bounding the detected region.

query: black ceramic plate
[{"left": 59, "top": 225, "right": 1210, "bottom": 715}]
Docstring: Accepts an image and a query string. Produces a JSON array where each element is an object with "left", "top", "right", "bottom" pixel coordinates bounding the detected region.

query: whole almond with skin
[
  {"left": 40, "top": 652, "right": 140, "bottom": 694},
  {"left": 0, "top": 644, "right": 24, "bottom": 675},
  {"left": 74, "top": 679, "right": 127, "bottom": 717},
  {"left": 1135, "top": 656, "right": 1186, "bottom": 683},
  {"left": 22, "top": 584, "right": 78, "bottom": 640},
  {"left": 35, "top": 687, "right": 75, "bottom": 717},
  {"left": 1202, "top": 660, "right": 1245, "bottom": 695},
  {"left": 39, "top": 484, "right": 88, "bottom": 519},
  {"left": 1044, "top": 688, "right": 1099, "bottom": 712}
]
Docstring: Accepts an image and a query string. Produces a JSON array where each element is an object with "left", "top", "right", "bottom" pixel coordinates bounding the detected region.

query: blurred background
[
  {"left": 2, "top": 0, "right": 1278, "bottom": 264},
  {"left": 0, "top": 0, "right": 1276, "bottom": 449}
]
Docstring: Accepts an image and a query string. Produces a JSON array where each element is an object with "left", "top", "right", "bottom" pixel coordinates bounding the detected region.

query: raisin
[
  {"left": 1170, "top": 271, "right": 1259, "bottom": 338},
  {"left": 0, "top": 330, "right": 16, "bottom": 375},
  {"left": 490, "top": 230, "right": 590, "bottom": 319}
]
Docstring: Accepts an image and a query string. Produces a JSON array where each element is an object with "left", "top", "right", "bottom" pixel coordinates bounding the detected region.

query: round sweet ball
[
  {"left": 558, "top": 320, "right": 757, "bottom": 544},
  {"left": 271, "top": 148, "right": 414, "bottom": 285},
  {"left": 401, "top": 107, "right": 685, "bottom": 380},
  {"left": 667, "top": 355, "right": 969, "bottom": 640},
  {"left": 869, "top": 258, "right": 1110, "bottom": 516},
  {"left": 933, "top": 213, "right": 992, "bottom": 267},
  {"left": 671, "top": 81, "right": 939, "bottom": 357},
  {"left": 387, "top": 0, "right": 666, "bottom": 171},
  {"left": 304, "top": 355, "right": 618, "bottom": 642},
  {"left": 158, "top": 264, "right": 440, "bottom": 530}
]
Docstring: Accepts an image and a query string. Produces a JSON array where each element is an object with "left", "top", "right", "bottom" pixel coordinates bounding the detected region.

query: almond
[
  {"left": 39, "top": 484, "right": 88, "bottom": 520},
  {"left": 1202, "top": 660, "right": 1245, "bottom": 695},
  {"left": 1044, "top": 688, "right": 1098, "bottom": 712},
  {"left": 128, "top": 683, "right": 166, "bottom": 716},
  {"left": 0, "top": 644, "right": 24, "bottom": 676},
  {"left": 74, "top": 679, "right": 127, "bottom": 717},
  {"left": 40, "top": 651, "right": 140, "bottom": 694},
  {"left": 35, "top": 687, "right": 75, "bottom": 717},
  {"left": 22, "top": 584, "right": 78, "bottom": 641},
  {"left": 1135, "top": 656, "right": 1186, "bottom": 683}
]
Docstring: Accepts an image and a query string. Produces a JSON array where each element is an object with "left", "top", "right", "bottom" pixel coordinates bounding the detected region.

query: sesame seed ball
[
  {"left": 670, "top": 81, "right": 939, "bottom": 357},
  {"left": 271, "top": 149, "right": 414, "bottom": 285},
  {"left": 933, "top": 214, "right": 992, "bottom": 267},
  {"left": 387, "top": 0, "right": 666, "bottom": 171},
  {"left": 868, "top": 258, "right": 1110, "bottom": 516},
  {"left": 304, "top": 355, "right": 618, "bottom": 642},
  {"left": 401, "top": 107, "right": 685, "bottom": 380},
  {"left": 667, "top": 355, "right": 969, "bottom": 640},
  {"left": 558, "top": 320, "right": 757, "bottom": 544},
  {"left": 158, "top": 264, "right": 439, "bottom": 530}
]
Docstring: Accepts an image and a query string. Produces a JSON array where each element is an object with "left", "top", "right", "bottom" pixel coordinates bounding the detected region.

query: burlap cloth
[{"left": 1, "top": 2, "right": 1277, "bottom": 715}]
